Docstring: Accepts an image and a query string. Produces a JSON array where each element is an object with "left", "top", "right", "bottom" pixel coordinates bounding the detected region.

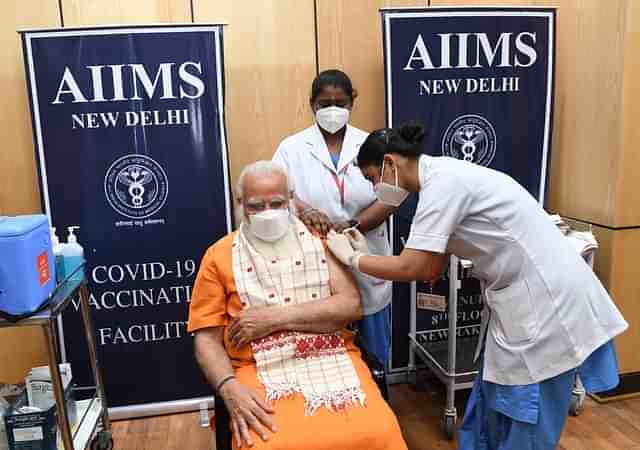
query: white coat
[
  {"left": 273, "top": 124, "right": 392, "bottom": 315},
  {"left": 405, "top": 155, "right": 628, "bottom": 385}
]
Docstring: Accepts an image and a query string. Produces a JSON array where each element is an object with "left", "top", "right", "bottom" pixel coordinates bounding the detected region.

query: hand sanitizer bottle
[
  {"left": 51, "top": 227, "right": 65, "bottom": 282},
  {"left": 62, "top": 226, "right": 84, "bottom": 281}
]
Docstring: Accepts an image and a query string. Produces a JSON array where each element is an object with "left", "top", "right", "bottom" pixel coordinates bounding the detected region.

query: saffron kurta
[{"left": 188, "top": 232, "right": 407, "bottom": 450}]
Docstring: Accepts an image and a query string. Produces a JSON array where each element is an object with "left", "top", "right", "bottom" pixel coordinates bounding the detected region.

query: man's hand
[
  {"left": 229, "top": 306, "right": 279, "bottom": 347},
  {"left": 300, "top": 208, "right": 332, "bottom": 237},
  {"left": 220, "top": 379, "right": 277, "bottom": 448}
]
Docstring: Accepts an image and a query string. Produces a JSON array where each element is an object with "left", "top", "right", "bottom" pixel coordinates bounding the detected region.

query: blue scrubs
[
  {"left": 330, "top": 152, "right": 340, "bottom": 168},
  {"left": 459, "top": 341, "right": 620, "bottom": 450},
  {"left": 358, "top": 304, "right": 391, "bottom": 367}
]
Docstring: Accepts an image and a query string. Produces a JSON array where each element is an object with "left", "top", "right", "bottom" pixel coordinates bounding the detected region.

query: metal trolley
[
  {"left": 408, "top": 255, "right": 480, "bottom": 440},
  {"left": 0, "top": 264, "right": 112, "bottom": 450}
]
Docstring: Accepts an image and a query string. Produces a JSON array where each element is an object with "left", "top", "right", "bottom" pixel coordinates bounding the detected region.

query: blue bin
[{"left": 0, "top": 215, "right": 56, "bottom": 316}]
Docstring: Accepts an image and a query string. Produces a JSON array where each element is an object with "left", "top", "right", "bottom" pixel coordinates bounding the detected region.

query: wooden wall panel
[
  {"left": 0, "top": 0, "right": 60, "bottom": 384},
  {"left": 615, "top": 0, "right": 640, "bottom": 226},
  {"left": 316, "top": 0, "right": 427, "bottom": 133},
  {"left": 0, "top": 0, "right": 60, "bottom": 216},
  {"left": 549, "top": 0, "right": 626, "bottom": 227},
  {"left": 0, "top": 328, "right": 49, "bottom": 384},
  {"left": 193, "top": 0, "right": 317, "bottom": 186},
  {"left": 592, "top": 226, "right": 640, "bottom": 374},
  {"left": 60, "top": 0, "right": 191, "bottom": 26}
]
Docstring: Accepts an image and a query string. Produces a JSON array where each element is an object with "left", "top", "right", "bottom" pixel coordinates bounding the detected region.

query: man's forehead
[
  {"left": 243, "top": 172, "right": 288, "bottom": 199},
  {"left": 245, "top": 193, "right": 287, "bottom": 203}
]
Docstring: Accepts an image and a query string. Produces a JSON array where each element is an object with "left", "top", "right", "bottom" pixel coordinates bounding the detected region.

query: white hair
[
  {"left": 235, "top": 160, "right": 292, "bottom": 200},
  {"left": 234, "top": 160, "right": 295, "bottom": 228}
]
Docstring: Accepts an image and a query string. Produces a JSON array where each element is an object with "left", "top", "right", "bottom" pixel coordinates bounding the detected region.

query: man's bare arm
[{"left": 194, "top": 327, "right": 276, "bottom": 448}]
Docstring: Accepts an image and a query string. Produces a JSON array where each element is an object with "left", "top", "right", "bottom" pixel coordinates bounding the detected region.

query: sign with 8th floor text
[{"left": 381, "top": 8, "right": 555, "bottom": 370}]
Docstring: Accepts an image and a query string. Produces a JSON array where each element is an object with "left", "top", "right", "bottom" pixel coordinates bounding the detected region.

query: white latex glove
[
  {"left": 343, "top": 228, "right": 370, "bottom": 254},
  {"left": 327, "top": 230, "right": 362, "bottom": 270}
]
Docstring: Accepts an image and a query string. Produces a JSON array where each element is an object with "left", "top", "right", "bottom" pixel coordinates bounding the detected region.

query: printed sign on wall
[
  {"left": 22, "top": 25, "right": 231, "bottom": 410},
  {"left": 381, "top": 8, "right": 555, "bottom": 370}
]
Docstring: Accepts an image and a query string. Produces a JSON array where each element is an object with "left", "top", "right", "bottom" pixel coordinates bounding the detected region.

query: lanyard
[
  {"left": 327, "top": 135, "right": 346, "bottom": 206},
  {"left": 331, "top": 170, "right": 346, "bottom": 207}
]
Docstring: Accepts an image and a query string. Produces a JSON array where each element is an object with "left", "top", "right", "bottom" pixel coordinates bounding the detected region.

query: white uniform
[
  {"left": 405, "top": 155, "right": 628, "bottom": 385},
  {"left": 273, "top": 124, "right": 392, "bottom": 315}
]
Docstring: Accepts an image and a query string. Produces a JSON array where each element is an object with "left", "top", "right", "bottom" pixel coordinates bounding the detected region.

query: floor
[{"left": 111, "top": 381, "right": 640, "bottom": 450}]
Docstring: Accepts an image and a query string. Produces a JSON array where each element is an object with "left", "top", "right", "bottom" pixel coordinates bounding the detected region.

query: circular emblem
[
  {"left": 104, "top": 154, "right": 168, "bottom": 219},
  {"left": 441, "top": 114, "right": 497, "bottom": 167}
]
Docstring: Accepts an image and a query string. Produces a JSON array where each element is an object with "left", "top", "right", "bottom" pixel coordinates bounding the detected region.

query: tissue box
[
  {"left": 26, "top": 365, "right": 72, "bottom": 414},
  {"left": 0, "top": 215, "right": 55, "bottom": 316},
  {"left": 4, "top": 386, "right": 75, "bottom": 450}
]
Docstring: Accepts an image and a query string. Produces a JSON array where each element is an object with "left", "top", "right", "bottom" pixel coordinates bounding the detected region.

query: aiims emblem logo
[
  {"left": 442, "top": 114, "right": 497, "bottom": 167},
  {"left": 104, "top": 154, "right": 168, "bottom": 219}
]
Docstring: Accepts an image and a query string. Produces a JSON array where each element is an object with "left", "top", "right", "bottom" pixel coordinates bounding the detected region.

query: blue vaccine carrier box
[{"left": 0, "top": 215, "right": 56, "bottom": 316}]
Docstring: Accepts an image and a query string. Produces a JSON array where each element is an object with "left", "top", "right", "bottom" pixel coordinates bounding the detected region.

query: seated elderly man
[{"left": 188, "top": 161, "right": 407, "bottom": 450}]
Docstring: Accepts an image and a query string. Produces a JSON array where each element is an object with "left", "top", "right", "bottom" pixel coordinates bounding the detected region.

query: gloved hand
[
  {"left": 343, "top": 228, "right": 370, "bottom": 254},
  {"left": 327, "top": 230, "right": 362, "bottom": 270}
]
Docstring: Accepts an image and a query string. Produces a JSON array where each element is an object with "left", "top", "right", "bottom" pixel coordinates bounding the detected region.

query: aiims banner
[
  {"left": 381, "top": 8, "right": 555, "bottom": 370},
  {"left": 21, "top": 25, "right": 231, "bottom": 412}
]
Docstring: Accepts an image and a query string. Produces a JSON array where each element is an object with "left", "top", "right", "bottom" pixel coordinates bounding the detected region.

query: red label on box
[{"left": 37, "top": 251, "right": 51, "bottom": 286}]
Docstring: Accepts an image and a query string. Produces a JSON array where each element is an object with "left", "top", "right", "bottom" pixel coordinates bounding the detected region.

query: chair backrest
[{"left": 214, "top": 393, "right": 232, "bottom": 450}]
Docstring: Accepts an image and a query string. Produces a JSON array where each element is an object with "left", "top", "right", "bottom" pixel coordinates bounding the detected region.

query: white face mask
[
  {"left": 375, "top": 160, "right": 409, "bottom": 207},
  {"left": 315, "top": 106, "right": 350, "bottom": 134},
  {"left": 247, "top": 209, "right": 290, "bottom": 242}
]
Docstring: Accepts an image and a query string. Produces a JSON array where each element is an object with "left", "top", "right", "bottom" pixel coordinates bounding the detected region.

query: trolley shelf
[{"left": 410, "top": 331, "right": 480, "bottom": 383}]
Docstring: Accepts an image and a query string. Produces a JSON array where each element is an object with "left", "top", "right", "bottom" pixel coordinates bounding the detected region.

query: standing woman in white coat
[
  {"left": 273, "top": 70, "right": 396, "bottom": 368},
  {"left": 327, "top": 121, "right": 628, "bottom": 449}
]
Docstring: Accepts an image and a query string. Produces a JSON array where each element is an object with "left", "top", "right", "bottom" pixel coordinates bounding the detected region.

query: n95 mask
[
  {"left": 316, "top": 106, "right": 350, "bottom": 134},
  {"left": 375, "top": 160, "right": 409, "bottom": 207},
  {"left": 248, "top": 209, "right": 290, "bottom": 242}
]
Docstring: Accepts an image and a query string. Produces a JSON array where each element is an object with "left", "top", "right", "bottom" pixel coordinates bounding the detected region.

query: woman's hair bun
[{"left": 397, "top": 120, "right": 426, "bottom": 145}]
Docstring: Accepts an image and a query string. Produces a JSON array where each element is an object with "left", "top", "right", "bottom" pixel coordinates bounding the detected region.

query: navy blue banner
[
  {"left": 22, "top": 25, "right": 231, "bottom": 408},
  {"left": 381, "top": 8, "right": 555, "bottom": 370}
]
